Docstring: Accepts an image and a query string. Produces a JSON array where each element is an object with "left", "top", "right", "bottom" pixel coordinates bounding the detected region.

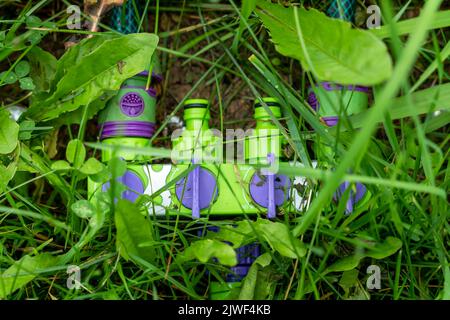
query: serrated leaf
[
  {"left": 14, "top": 60, "right": 30, "bottom": 78},
  {"left": 66, "top": 139, "right": 86, "bottom": 168},
  {"left": 179, "top": 239, "right": 237, "bottom": 266},
  {"left": 115, "top": 200, "right": 155, "bottom": 263},
  {"left": 71, "top": 199, "right": 96, "bottom": 219},
  {"left": 255, "top": 0, "right": 392, "bottom": 85},
  {"left": 50, "top": 91, "right": 115, "bottom": 127},
  {"left": 0, "top": 109, "right": 19, "bottom": 154},
  {"left": 25, "top": 33, "right": 159, "bottom": 122}
]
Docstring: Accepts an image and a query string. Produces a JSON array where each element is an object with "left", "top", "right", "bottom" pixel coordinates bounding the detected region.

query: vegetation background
[{"left": 0, "top": 0, "right": 448, "bottom": 300}]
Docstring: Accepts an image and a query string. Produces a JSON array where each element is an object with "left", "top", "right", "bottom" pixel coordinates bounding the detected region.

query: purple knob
[
  {"left": 249, "top": 173, "right": 290, "bottom": 218},
  {"left": 175, "top": 167, "right": 218, "bottom": 217},
  {"left": 102, "top": 170, "right": 145, "bottom": 203}
]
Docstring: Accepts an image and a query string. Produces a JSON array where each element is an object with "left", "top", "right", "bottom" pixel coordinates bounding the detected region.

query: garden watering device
[
  {"left": 88, "top": 0, "right": 371, "bottom": 299},
  {"left": 307, "top": 0, "right": 371, "bottom": 213},
  {"left": 89, "top": 94, "right": 311, "bottom": 297},
  {"left": 88, "top": 0, "right": 310, "bottom": 299}
]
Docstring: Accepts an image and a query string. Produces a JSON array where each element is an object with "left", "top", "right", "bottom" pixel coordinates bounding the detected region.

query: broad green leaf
[
  {"left": 66, "top": 139, "right": 86, "bottom": 168},
  {"left": 326, "top": 255, "right": 361, "bottom": 274},
  {"left": 115, "top": 200, "right": 155, "bottom": 263},
  {"left": 51, "top": 160, "right": 72, "bottom": 171},
  {"left": 108, "top": 157, "right": 127, "bottom": 178},
  {"left": 18, "top": 120, "right": 35, "bottom": 140},
  {"left": 254, "top": 218, "right": 306, "bottom": 259},
  {"left": 28, "top": 46, "right": 57, "bottom": 94},
  {"left": 25, "top": 15, "right": 42, "bottom": 28},
  {"left": 79, "top": 157, "right": 105, "bottom": 175},
  {"left": 255, "top": 0, "right": 392, "bottom": 85},
  {"left": 71, "top": 199, "right": 96, "bottom": 219},
  {"left": 25, "top": 33, "right": 159, "bottom": 122},
  {"left": 19, "top": 77, "right": 35, "bottom": 90},
  {"left": 50, "top": 91, "right": 115, "bottom": 127},
  {"left": 365, "top": 237, "right": 403, "bottom": 260},
  {"left": 209, "top": 218, "right": 306, "bottom": 259},
  {"left": 51, "top": 35, "right": 116, "bottom": 92},
  {"left": 179, "top": 239, "right": 237, "bottom": 266},
  {"left": 14, "top": 60, "right": 30, "bottom": 78},
  {"left": 0, "top": 163, "right": 17, "bottom": 193},
  {"left": 339, "top": 269, "right": 360, "bottom": 294},
  {"left": 239, "top": 253, "right": 272, "bottom": 299},
  {"left": 208, "top": 221, "right": 254, "bottom": 248},
  {"left": 40, "top": 36, "right": 116, "bottom": 125},
  {"left": 0, "top": 109, "right": 19, "bottom": 154},
  {"left": 0, "top": 253, "right": 57, "bottom": 298},
  {"left": 0, "top": 71, "right": 18, "bottom": 84},
  {"left": 325, "top": 237, "right": 402, "bottom": 274}
]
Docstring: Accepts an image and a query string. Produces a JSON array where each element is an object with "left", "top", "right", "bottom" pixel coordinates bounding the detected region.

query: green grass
[{"left": 0, "top": 0, "right": 449, "bottom": 300}]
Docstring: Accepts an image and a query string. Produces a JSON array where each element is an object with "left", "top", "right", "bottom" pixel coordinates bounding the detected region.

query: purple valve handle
[
  {"left": 265, "top": 153, "right": 276, "bottom": 219},
  {"left": 192, "top": 159, "right": 200, "bottom": 219},
  {"left": 175, "top": 165, "right": 218, "bottom": 215}
]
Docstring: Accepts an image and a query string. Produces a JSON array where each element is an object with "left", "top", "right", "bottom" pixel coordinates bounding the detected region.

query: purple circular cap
[
  {"left": 120, "top": 92, "right": 144, "bottom": 117},
  {"left": 102, "top": 170, "right": 145, "bottom": 203},
  {"left": 175, "top": 168, "right": 218, "bottom": 210},
  {"left": 333, "top": 181, "right": 367, "bottom": 214},
  {"left": 249, "top": 173, "right": 290, "bottom": 208}
]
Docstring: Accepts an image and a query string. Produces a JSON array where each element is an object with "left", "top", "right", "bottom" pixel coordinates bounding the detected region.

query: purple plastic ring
[
  {"left": 102, "top": 170, "right": 144, "bottom": 203},
  {"left": 121, "top": 85, "right": 157, "bottom": 98},
  {"left": 100, "top": 121, "right": 156, "bottom": 139},
  {"left": 136, "top": 71, "right": 163, "bottom": 83}
]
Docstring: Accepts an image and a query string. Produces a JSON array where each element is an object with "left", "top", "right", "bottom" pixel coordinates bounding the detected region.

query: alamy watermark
[
  {"left": 366, "top": 5, "right": 381, "bottom": 29},
  {"left": 366, "top": 264, "right": 381, "bottom": 290},
  {"left": 66, "top": 265, "right": 81, "bottom": 290},
  {"left": 171, "top": 127, "right": 282, "bottom": 173}
]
